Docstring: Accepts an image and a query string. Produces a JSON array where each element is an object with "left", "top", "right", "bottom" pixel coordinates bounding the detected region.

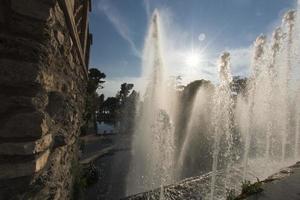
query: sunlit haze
[
  {"left": 185, "top": 51, "right": 202, "bottom": 67},
  {"left": 91, "top": 0, "right": 296, "bottom": 96}
]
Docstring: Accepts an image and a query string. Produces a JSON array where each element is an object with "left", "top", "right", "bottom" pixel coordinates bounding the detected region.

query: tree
[
  {"left": 230, "top": 76, "right": 248, "bottom": 96},
  {"left": 118, "top": 89, "right": 138, "bottom": 133},
  {"left": 87, "top": 68, "right": 106, "bottom": 94},
  {"left": 117, "top": 83, "right": 134, "bottom": 104},
  {"left": 97, "top": 97, "right": 119, "bottom": 125},
  {"left": 97, "top": 83, "right": 138, "bottom": 134},
  {"left": 83, "top": 68, "right": 106, "bottom": 135}
]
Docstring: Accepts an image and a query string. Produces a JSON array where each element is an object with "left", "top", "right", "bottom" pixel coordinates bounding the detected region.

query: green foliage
[
  {"left": 84, "top": 68, "right": 106, "bottom": 133},
  {"left": 98, "top": 82, "right": 138, "bottom": 133},
  {"left": 80, "top": 124, "right": 88, "bottom": 136},
  {"left": 232, "top": 178, "right": 263, "bottom": 200},
  {"left": 71, "top": 160, "right": 99, "bottom": 200},
  {"left": 230, "top": 76, "right": 248, "bottom": 96},
  {"left": 98, "top": 97, "right": 119, "bottom": 125},
  {"left": 87, "top": 68, "right": 106, "bottom": 94},
  {"left": 117, "top": 83, "right": 134, "bottom": 102},
  {"left": 241, "top": 178, "right": 263, "bottom": 195},
  {"left": 71, "top": 160, "right": 86, "bottom": 200},
  {"left": 226, "top": 189, "right": 237, "bottom": 200},
  {"left": 83, "top": 164, "right": 100, "bottom": 186}
]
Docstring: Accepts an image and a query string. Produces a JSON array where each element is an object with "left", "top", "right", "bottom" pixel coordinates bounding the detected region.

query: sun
[{"left": 185, "top": 51, "right": 201, "bottom": 67}]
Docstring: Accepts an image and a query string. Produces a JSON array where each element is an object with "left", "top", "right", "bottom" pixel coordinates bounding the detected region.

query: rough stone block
[
  {"left": 0, "top": 59, "right": 40, "bottom": 86},
  {"left": 0, "top": 111, "right": 49, "bottom": 138},
  {"left": 46, "top": 91, "right": 67, "bottom": 117},
  {"left": 0, "top": 134, "right": 52, "bottom": 155},
  {"left": 53, "top": 134, "right": 67, "bottom": 149},
  {"left": 0, "top": 150, "right": 50, "bottom": 179},
  {"left": 0, "top": 35, "right": 47, "bottom": 63},
  {"left": 40, "top": 71, "right": 55, "bottom": 91},
  {"left": 11, "top": 0, "right": 52, "bottom": 21},
  {"left": 56, "top": 30, "right": 65, "bottom": 45},
  {"left": 0, "top": 3, "right": 5, "bottom": 24},
  {"left": 0, "top": 93, "right": 49, "bottom": 118}
]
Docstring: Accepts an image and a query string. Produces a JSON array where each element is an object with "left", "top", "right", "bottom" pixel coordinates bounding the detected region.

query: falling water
[
  {"left": 126, "top": 10, "right": 175, "bottom": 196},
  {"left": 126, "top": 3, "right": 300, "bottom": 200},
  {"left": 177, "top": 82, "right": 214, "bottom": 178},
  {"left": 239, "top": 7, "right": 300, "bottom": 184},
  {"left": 202, "top": 6, "right": 300, "bottom": 200},
  {"left": 265, "top": 27, "right": 283, "bottom": 161},
  {"left": 210, "top": 52, "right": 234, "bottom": 200},
  {"left": 293, "top": 0, "right": 300, "bottom": 160},
  {"left": 242, "top": 35, "right": 267, "bottom": 180},
  {"left": 280, "top": 10, "right": 295, "bottom": 161}
]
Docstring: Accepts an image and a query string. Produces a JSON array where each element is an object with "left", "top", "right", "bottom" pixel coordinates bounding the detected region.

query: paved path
[
  {"left": 80, "top": 134, "right": 113, "bottom": 160},
  {"left": 84, "top": 134, "right": 132, "bottom": 200},
  {"left": 80, "top": 146, "right": 114, "bottom": 165}
]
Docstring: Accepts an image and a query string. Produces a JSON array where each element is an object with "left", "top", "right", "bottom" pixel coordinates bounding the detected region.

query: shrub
[
  {"left": 226, "top": 189, "right": 236, "bottom": 200},
  {"left": 71, "top": 161, "right": 99, "bottom": 200}
]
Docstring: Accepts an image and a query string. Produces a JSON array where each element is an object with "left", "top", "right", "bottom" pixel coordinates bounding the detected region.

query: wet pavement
[
  {"left": 84, "top": 134, "right": 132, "bottom": 200},
  {"left": 246, "top": 161, "right": 300, "bottom": 200}
]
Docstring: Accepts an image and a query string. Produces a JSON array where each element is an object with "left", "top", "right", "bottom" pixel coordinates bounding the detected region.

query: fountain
[
  {"left": 126, "top": 10, "right": 176, "bottom": 196},
  {"left": 126, "top": 3, "right": 300, "bottom": 200},
  {"left": 209, "top": 52, "right": 232, "bottom": 199}
]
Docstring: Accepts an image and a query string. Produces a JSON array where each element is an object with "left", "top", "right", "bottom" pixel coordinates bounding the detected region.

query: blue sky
[{"left": 90, "top": 0, "right": 297, "bottom": 97}]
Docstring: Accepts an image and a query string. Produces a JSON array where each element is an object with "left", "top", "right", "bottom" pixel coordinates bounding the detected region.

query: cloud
[
  {"left": 97, "top": 0, "right": 141, "bottom": 57},
  {"left": 229, "top": 47, "right": 252, "bottom": 77},
  {"left": 223, "top": 5, "right": 297, "bottom": 79}
]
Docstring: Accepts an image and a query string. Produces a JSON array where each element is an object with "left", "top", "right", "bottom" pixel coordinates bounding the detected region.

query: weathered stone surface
[
  {"left": 56, "top": 30, "right": 65, "bottom": 45},
  {"left": 0, "top": 0, "right": 88, "bottom": 199},
  {"left": 0, "top": 150, "right": 50, "bottom": 179},
  {"left": 53, "top": 134, "right": 67, "bottom": 149},
  {"left": 0, "top": 176, "right": 32, "bottom": 200},
  {"left": 0, "top": 59, "right": 40, "bottom": 86},
  {"left": 46, "top": 91, "right": 67, "bottom": 118},
  {"left": 0, "top": 34, "right": 48, "bottom": 63},
  {"left": 0, "top": 111, "right": 49, "bottom": 138},
  {"left": 0, "top": 134, "right": 52, "bottom": 155},
  {"left": 0, "top": 2, "right": 5, "bottom": 24},
  {"left": 0, "top": 94, "right": 48, "bottom": 120},
  {"left": 11, "top": 0, "right": 53, "bottom": 21}
]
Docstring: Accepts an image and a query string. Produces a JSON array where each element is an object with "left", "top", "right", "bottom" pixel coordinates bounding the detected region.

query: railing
[{"left": 58, "top": 0, "right": 92, "bottom": 78}]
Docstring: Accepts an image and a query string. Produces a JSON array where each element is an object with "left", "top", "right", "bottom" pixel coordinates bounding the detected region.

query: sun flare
[{"left": 185, "top": 51, "right": 201, "bottom": 67}]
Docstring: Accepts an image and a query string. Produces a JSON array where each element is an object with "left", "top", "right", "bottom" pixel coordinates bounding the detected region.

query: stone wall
[{"left": 0, "top": 0, "right": 89, "bottom": 199}]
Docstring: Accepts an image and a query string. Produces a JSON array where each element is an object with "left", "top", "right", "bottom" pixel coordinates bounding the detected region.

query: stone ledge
[
  {"left": 0, "top": 111, "right": 49, "bottom": 138},
  {"left": 0, "top": 134, "right": 52, "bottom": 156},
  {"left": 0, "top": 149, "right": 50, "bottom": 180}
]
